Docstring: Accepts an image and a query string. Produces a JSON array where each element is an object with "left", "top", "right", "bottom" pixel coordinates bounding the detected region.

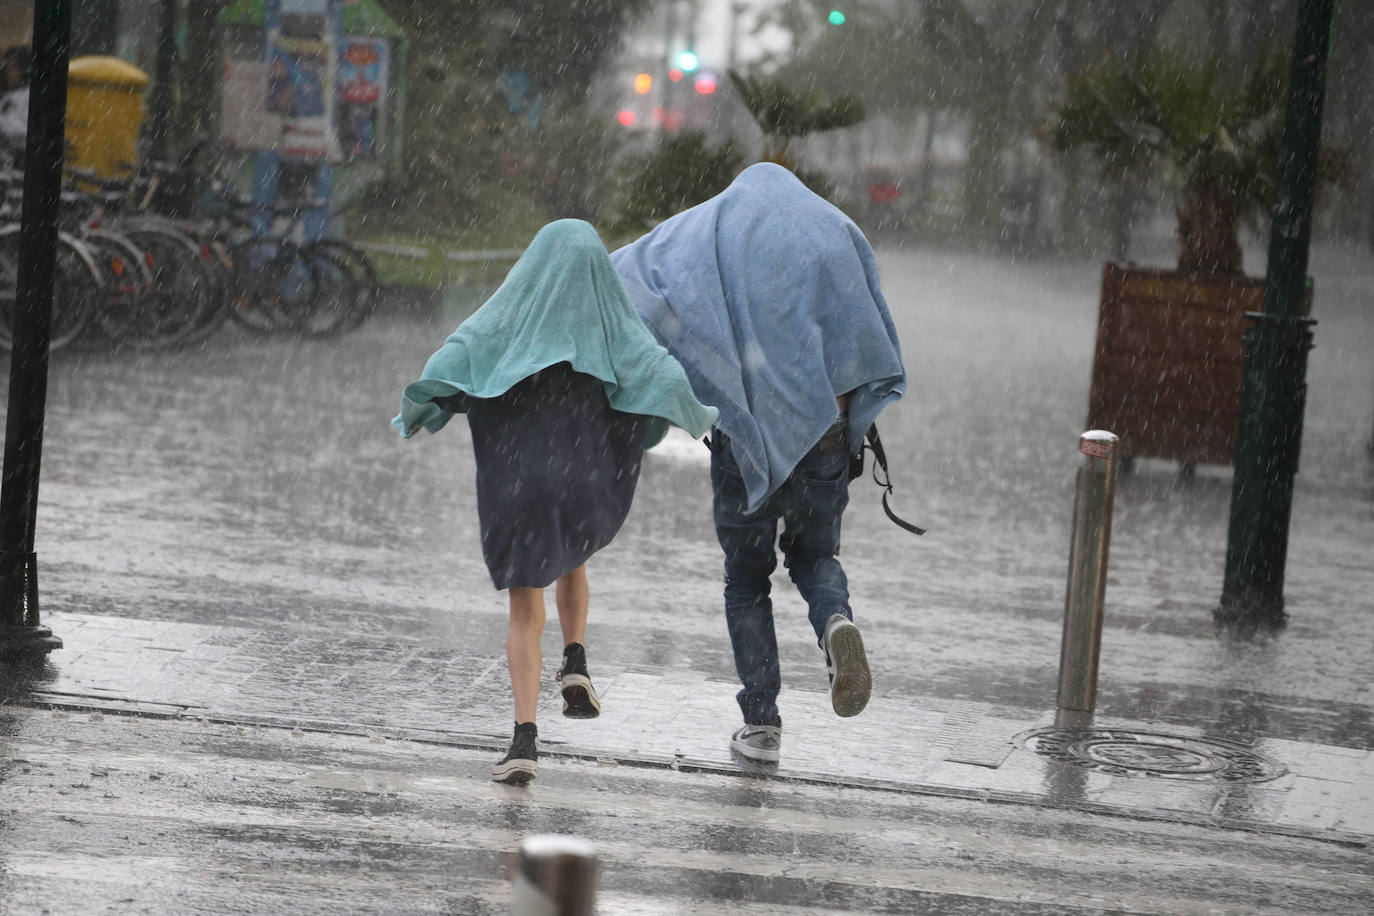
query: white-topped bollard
[
  {"left": 512, "top": 834, "right": 597, "bottom": 916},
  {"left": 1056, "top": 430, "right": 1120, "bottom": 726}
]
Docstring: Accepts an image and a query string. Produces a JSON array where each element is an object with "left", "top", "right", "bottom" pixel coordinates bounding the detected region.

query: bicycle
[
  {"left": 0, "top": 221, "right": 104, "bottom": 352},
  {"left": 0, "top": 171, "right": 143, "bottom": 353},
  {"left": 62, "top": 165, "right": 222, "bottom": 349},
  {"left": 129, "top": 140, "right": 378, "bottom": 338}
]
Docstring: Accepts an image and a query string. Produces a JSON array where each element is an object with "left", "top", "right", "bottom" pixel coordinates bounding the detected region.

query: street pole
[
  {"left": 0, "top": 0, "right": 71, "bottom": 663},
  {"left": 1217, "top": 0, "right": 1332, "bottom": 632},
  {"left": 1056, "top": 431, "right": 1119, "bottom": 728},
  {"left": 148, "top": 0, "right": 179, "bottom": 163},
  {"left": 661, "top": 0, "right": 678, "bottom": 132},
  {"left": 728, "top": 1, "right": 745, "bottom": 71},
  {"left": 512, "top": 835, "right": 596, "bottom": 915}
]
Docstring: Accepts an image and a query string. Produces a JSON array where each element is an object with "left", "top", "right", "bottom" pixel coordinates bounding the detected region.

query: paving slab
[{"left": 10, "top": 611, "right": 1371, "bottom": 850}]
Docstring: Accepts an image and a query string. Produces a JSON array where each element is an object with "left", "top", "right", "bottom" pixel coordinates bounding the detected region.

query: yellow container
[{"left": 65, "top": 56, "right": 149, "bottom": 177}]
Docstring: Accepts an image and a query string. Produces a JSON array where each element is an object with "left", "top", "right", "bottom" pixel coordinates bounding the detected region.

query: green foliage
[
  {"left": 527, "top": 111, "right": 623, "bottom": 223},
  {"left": 351, "top": 0, "right": 653, "bottom": 234},
  {"left": 383, "top": 0, "right": 653, "bottom": 98},
  {"left": 1048, "top": 44, "right": 1290, "bottom": 215},
  {"left": 767, "top": 9, "right": 930, "bottom": 117},
  {"left": 728, "top": 69, "right": 866, "bottom": 155},
  {"left": 1046, "top": 43, "right": 1350, "bottom": 273},
  {"left": 759, "top": 0, "right": 1044, "bottom": 118},
  {"left": 620, "top": 131, "right": 744, "bottom": 226}
]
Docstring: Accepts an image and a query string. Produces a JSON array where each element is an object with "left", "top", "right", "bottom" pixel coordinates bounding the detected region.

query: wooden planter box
[{"left": 1085, "top": 263, "right": 1310, "bottom": 467}]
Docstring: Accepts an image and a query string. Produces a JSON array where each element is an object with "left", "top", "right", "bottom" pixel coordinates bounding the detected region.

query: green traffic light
[
  {"left": 828, "top": 9, "right": 845, "bottom": 25},
  {"left": 676, "top": 50, "right": 699, "bottom": 72}
]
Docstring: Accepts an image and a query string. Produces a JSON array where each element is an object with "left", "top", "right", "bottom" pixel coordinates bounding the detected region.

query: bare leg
[
  {"left": 507, "top": 586, "right": 546, "bottom": 724},
  {"left": 553, "top": 565, "right": 601, "bottom": 718},
  {"left": 555, "top": 565, "right": 589, "bottom": 646}
]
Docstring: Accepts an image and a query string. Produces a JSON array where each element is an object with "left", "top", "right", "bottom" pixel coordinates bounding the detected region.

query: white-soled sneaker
[
  {"left": 822, "top": 614, "right": 871, "bottom": 717},
  {"left": 730, "top": 723, "right": 781, "bottom": 763},
  {"left": 557, "top": 642, "right": 602, "bottom": 719},
  {"left": 492, "top": 723, "right": 538, "bottom": 784}
]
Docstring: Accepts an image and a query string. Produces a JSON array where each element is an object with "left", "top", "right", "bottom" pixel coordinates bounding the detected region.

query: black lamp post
[
  {"left": 0, "top": 0, "right": 72, "bottom": 663},
  {"left": 1217, "top": 0, "right": 1334, "bottom": 632},
  {"left": 147, "top": 0, "right": 179, "bottom": 163}
]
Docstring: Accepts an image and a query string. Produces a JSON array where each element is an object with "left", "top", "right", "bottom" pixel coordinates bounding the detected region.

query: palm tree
[
  {"left": 727, "top": 69, "right": 866, "bottom": 169},
  {"left": 1047, "top": 44, "right": 1343, "bottom": 277}
]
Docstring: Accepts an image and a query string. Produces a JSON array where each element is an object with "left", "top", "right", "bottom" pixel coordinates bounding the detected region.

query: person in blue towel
[
  {"left": 394, "top": 220, "right": 717, "bottom": 784},
  {"left": 612, "top": 164, "right": 906, "bottom": 764}
]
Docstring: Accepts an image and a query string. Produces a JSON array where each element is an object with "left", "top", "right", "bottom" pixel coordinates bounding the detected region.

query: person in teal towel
[{"left": 394, "top": 219, "right": 717, "bottom": 785}]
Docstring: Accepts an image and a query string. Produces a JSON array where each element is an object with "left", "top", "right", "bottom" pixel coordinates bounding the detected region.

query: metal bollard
[
  {"left": 1056, "top": 430, "right": 1120, "bottom": 724},
  {"left": 512, "top": 834, "right": 597, "bottom": 916}
]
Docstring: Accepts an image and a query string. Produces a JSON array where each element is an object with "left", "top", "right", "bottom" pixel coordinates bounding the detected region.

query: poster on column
[
  {"left": 337, "top": 37, "right": 389, "bottom": 161},
  {"left": 264, "top": 0, "right": 342, "bottom": 162}
]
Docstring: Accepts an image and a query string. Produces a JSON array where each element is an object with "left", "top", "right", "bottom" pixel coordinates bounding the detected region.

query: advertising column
[
  {"left": 336, "top": 35, "right": 388, "bottom": 161},
  {"left": 254, "top": 0, "right": 342, "bottom": 241}
]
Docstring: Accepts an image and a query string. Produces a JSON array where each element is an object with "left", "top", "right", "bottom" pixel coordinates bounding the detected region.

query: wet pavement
[{"left": 1, "top": 239, "right": 1372, "bottom": 912}]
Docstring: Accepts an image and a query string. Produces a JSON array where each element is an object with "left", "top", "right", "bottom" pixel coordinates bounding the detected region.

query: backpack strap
[
  {"left": 862, "top": 425, "right": 926, "bottom": 536},
  {"left": 708, "top": 426, "right": 926, "bottom": 536}
]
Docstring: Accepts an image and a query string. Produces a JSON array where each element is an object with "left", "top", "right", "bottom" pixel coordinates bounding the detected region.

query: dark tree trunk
[
  {"left": 1177, "top": 179, "right": 1244, "bottom": 275},
  {"left": 915, "top": 110, "right": 936, "bottom": 216},
  {"left": 1207, "top": 0, "right": 1232, "bottom": 60},
  {"left": 174, "top": 1, "right": 231, "bottom": 150},
  {"left": 961, "top": 110, "right": 1005, "bottom": 237}
]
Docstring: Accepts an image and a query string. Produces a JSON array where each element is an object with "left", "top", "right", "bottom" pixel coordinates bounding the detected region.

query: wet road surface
[
  {"left": 1, "top": 705, "right": 1370, "bottom": 914},
  {"left": 22, "top": 242, "right": 1374, "bottom": 739},
  {"left": 1, "top": 240, "right": 1372, "bottom": 912}
]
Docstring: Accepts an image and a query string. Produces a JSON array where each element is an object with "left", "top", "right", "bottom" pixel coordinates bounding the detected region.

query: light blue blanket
[
  {"left": 611, "top": 163, "right": 906, "bottom": 510},
  {"left": 392, "top": 219, "right": 717, "bottom": 448}
]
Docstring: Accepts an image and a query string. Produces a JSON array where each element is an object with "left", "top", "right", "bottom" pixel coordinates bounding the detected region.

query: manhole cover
[{"left": 1018, "top": 727, "right": 1286, "bottom": 783}]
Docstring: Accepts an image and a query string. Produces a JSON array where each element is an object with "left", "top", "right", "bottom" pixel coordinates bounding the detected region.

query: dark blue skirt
[{"left": 437, "top": 362, "right": 647, "bottom": 589}]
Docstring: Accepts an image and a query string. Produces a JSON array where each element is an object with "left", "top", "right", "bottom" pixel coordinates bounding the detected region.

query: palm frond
[{"left": 728, "top": 70, "right": 866, "bottom": 142}]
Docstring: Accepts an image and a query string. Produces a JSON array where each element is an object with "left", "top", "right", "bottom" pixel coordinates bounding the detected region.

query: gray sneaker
[
  {"left": 822, "top": 614, "right": 871, "bottom": 717},
  {"left": 730, "top": 723, "right": 781, "bottom": 763}
]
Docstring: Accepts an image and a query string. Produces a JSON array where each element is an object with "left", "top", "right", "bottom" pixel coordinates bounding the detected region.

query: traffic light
[
  {"left": 676, "top": 50, "right": 699, "bottom": 73},
  {"left": 828, "top": 9, "right": 846, "bottom": 25},
  {"left": 634, "top": 72, "right": 653, "bottom": 94}
]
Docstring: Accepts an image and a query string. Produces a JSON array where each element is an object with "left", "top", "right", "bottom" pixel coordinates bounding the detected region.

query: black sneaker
[
  {"left": 557, "top": 642, "right": 602, "bottom": 719},
  {"left": 492, "top": 721, "right": 538, "bottom": 784}
]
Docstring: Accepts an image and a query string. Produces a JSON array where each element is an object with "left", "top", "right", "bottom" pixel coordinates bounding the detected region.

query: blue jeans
[{"left": 710, "top": 425, "right": 852, "bottom": 726}]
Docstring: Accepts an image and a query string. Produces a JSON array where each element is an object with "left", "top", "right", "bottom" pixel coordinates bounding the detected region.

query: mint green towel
[{"left": 393, "top": 219, "right": 717, "bottom": 448}]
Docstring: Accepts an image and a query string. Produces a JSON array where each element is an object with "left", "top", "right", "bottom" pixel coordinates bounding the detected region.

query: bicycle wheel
[
  {"left": 225, "top": 237, "right": 317, "bottom": 334},
  {"left": 296, "top": 245, "right": 365, "bottom": 338},
  {"left": 116, "top": 222, "right": 218, "bottom": 348},
  {"left": 305, "top": 239, "right": 378, "bottom": 332},
  {"left": 82, "top": 228, "right": 159, "bottom": 348},
  {"left": 0, "top": 226, "right": 102, "bottom": 352},
  {"left": 144, "top": 220, "right": 234, "bottom": 344},
  {"left": 179, "top": 232, "right": 234, "bottom": 343}
]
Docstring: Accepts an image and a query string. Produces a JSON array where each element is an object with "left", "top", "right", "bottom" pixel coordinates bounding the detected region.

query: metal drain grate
[{"left": 1019, "top": 727, "right": 1286, "bottom": 783}]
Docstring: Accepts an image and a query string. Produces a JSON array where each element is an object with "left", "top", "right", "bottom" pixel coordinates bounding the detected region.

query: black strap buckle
[
  {"left": 710, "top": 425, "right": 926, "bottom": 536},
  {"left": 855, "top": 425, "right": 926, "bottom": 536}
]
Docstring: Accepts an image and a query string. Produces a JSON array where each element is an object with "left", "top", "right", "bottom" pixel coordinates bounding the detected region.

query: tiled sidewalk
[{"left": 14, "top": 611, "right": 1372, "bottom": 847}]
